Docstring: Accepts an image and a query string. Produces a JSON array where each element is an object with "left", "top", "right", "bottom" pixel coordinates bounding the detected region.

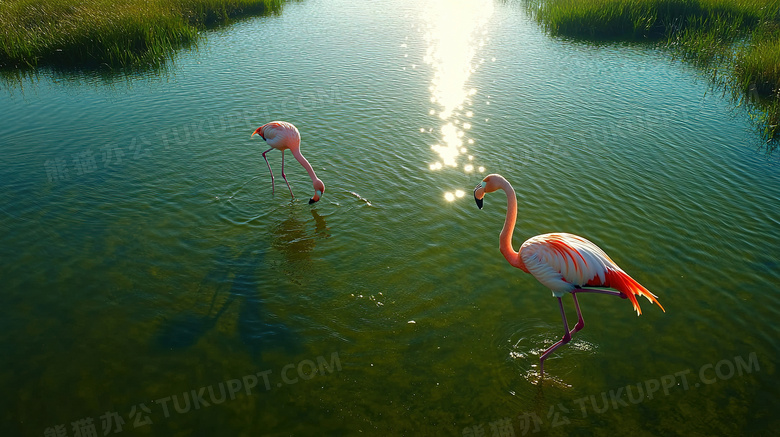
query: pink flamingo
[
  {"left": 251, "top": 121, "right": 325, "bottom": 204},
  {"left": 473, "top": 174, "right": 665, "bottom": 377}
]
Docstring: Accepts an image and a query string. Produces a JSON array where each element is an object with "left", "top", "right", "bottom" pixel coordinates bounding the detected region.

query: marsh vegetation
[
  {"left": 0, "top": 0, "right": 282, "bottom": 70},
  {"left": 528, "top": 0, "right": 780, "bottom": 143}
]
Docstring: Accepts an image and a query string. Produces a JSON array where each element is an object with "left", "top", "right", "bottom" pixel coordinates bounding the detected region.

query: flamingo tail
[{"left": 591, "top": 269, "right": 666, "bottom": 316}]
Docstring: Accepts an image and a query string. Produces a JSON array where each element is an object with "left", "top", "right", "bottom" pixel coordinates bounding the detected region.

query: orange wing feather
[
  {"left": 520, "top": 233, "right": 665, "bottom": 315},
  {"left": 587, "top": 268, "right": 665, "bottom": 315}
]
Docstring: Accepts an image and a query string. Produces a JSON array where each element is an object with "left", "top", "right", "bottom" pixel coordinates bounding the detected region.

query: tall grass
[
  {"left": 529, "top": 0, "right": 780, "bottom": 143},
  {"left": 735, "top": 23, "right": 780, "bottom": 94},
  {"left": 529, "top": 0, "right": 774, "bottom": 38},
  {"left": 0, "top": 0, "right": 282, "bottom": 70}
]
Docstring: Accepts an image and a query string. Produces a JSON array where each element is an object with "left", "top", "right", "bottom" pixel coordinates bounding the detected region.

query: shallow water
[{"left": 1, "top": 0, "right": 778, "bottom": 435}]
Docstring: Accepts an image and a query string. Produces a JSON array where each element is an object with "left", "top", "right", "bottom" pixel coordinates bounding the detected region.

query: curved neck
[
  {"left": 291, "top": 149, "right": 318, "bottom": 183},
  {"left": 497, "top": 178, "right": 528, "bottom": 272}
]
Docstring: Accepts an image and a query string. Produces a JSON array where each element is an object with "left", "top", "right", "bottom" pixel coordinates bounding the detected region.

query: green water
[{"left": 1, "top": 0, "right": 778, "bottom": 435}]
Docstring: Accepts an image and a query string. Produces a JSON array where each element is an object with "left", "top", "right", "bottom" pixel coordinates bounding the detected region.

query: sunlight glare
[
  {"left": 444, "top": 190, "right": 466, "bottom": 202},
  {"left": 423, "top": 0, "right": 493, "bottom": 177},
  {"left": 424, "top": 0, "right": 493, "bottom": 120}
]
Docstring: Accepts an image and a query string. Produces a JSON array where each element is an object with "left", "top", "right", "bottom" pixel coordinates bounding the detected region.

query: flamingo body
[
  {"left": 520, "top": 232, "right": 662, "bottom": 315},
  {"left": 251, "top": 121, "right": 324, "bottom": 203},
  {"left": 254, "top": 120, "right": 299, "bottom": 152},
  {"left": 473, "top": 174, "right": 664, "bottom": 377}
]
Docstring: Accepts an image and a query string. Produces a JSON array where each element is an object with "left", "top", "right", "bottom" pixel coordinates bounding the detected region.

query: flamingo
[
  {"left": 251, "top": 121, "right": 325, "bottom": 204},
  {"left": 473, "top": 174, "right": 665, "bottom": 377}
]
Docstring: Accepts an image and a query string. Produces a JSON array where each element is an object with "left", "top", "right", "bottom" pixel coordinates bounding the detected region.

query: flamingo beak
[
  {"left": 251, "top": 127, "right": 265, "bottom": 140},
  {"left": 474, "top": 182, "right": 485, "bottom": 209},
  {"left": 309, "top": 190, "right": 323, "bottom": 204}
]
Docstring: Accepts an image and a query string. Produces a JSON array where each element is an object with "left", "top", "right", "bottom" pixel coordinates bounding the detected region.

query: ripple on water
[
  {"left": 487, "top": 317, "right": 602, "bottom": 394},
  {"left": 1, "top": 0, "right": 779, "bottom": 434}
]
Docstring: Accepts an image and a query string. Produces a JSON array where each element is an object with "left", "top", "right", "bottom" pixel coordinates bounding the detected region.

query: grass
[
  {"left": 528, "top": 0, "right": 780, "bottom": 144},
  {"left": 0, "top": 0, "right": 282, "bottom": 70}
]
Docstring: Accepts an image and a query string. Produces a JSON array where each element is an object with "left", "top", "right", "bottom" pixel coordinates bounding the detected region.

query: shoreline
[
  {"left": 528, "top": 0, "right": 779, "bottom": 143},
  {"left": 0, "top": 0, "right": 283, "bottom": 70}
]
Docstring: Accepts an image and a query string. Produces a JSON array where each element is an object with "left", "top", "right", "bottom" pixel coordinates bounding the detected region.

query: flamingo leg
[
  {"left": 280, "top": 150, "right": 294, "bottom": 198},
  {"left": 574, "top": 287, "right": 627, "bottom": 299},
  {"left": 539, "top": 297, "right": 572, "bottom": 377},
  {"left": 261, "top": 148, "right": 275, "bottom": 194},
  {"left": 569, "top": 293, "right": 585, "bottom": 335},
  {"left": 568, "top": 287, "right": 626, "bottom": 334},
  {"left": 539, "top": 290, "right": 627, "bottom": 377}
]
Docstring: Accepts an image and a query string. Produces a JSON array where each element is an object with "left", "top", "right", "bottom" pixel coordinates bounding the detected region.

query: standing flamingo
[
  {"left": 473, "top": 174, "right": 665, "bottom": 377},
  {"left": 251, "top": 121, "right": 325, "bottom": 204}
]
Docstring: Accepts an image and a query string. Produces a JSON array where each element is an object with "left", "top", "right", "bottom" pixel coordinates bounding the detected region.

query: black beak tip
[
  {"left": 475, "top": 196, "right": 483, "bottom": 209},
  {"left": 309, "top": 198, "right": 318, "bottom": 204}
]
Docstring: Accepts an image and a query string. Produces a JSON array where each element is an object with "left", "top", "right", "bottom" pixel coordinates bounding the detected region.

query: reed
[
  {"left": 0, "top": 0, "right": 282, "bottom": 69},
  {"left": 529, "top": 0, "right": 780, "bottom": 143},
  {"left": 530, "top": 0, "right": 774, "bottom": 38},
  {"left": 735, "top": 24, "right": 780, "bottom": 93}
]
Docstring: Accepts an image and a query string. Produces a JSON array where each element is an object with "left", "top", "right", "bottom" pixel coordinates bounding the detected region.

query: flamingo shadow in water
[
  {"left": 232, "top": 253, "right": 300, "bottom": 357},
  {"left": 155, "top": 246, "right": 299, "bottom": 355},
  {"left": 154, "top": 247, "right": 233, "bottom": 349}
]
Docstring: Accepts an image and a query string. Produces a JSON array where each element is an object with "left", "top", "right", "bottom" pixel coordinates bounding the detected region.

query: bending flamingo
[
  {"left": 473, "top": 174, "right": 664, "bottom": 377},
  {"left": 251, "top": 121, "right": 325, "bottom": 204}
]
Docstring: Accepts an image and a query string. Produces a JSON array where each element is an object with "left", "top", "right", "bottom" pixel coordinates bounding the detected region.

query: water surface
[{"left": 1, "top": 0, "right": 778, "bottom": 435}]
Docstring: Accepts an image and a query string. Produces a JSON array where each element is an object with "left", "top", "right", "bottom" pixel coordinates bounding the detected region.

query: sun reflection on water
[{"left": 421, "top": 0, "right": 494, "bottom": 201}]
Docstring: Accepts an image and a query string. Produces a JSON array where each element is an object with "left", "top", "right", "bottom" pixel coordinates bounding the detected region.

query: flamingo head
[
  {"left": 251, "top": 126, "right": 266, "bottom": 140},
  {"left": 309, "top": 178, "right": 325, "bottom": 204},
  {"left": 473, "top": 174, "right": 504, "bottom": 209}
]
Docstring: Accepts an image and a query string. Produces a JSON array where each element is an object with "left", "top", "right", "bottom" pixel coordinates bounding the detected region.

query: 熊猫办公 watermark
[
  {"left": 462, "top": 351, "right": 760, "bottom": 436},
  {"left": 44, "top": 85, "right": 343, "bottom": 184},
  {"left": 42, "top": 351, "right": 342, "bottom": 437}
]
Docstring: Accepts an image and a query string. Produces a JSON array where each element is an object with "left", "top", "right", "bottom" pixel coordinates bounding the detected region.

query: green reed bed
[
  {"left": 529, "top": 0, "right": 774, "bottom": 38},
  {"left": 735, "top": 23, "right": 780, "bottom": 93},
  {"left": 529, "top": 0, "right": 780, "bottom": 142},
  {"left": 0, "top": 0, "right": 281, "bottom": 70}
]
